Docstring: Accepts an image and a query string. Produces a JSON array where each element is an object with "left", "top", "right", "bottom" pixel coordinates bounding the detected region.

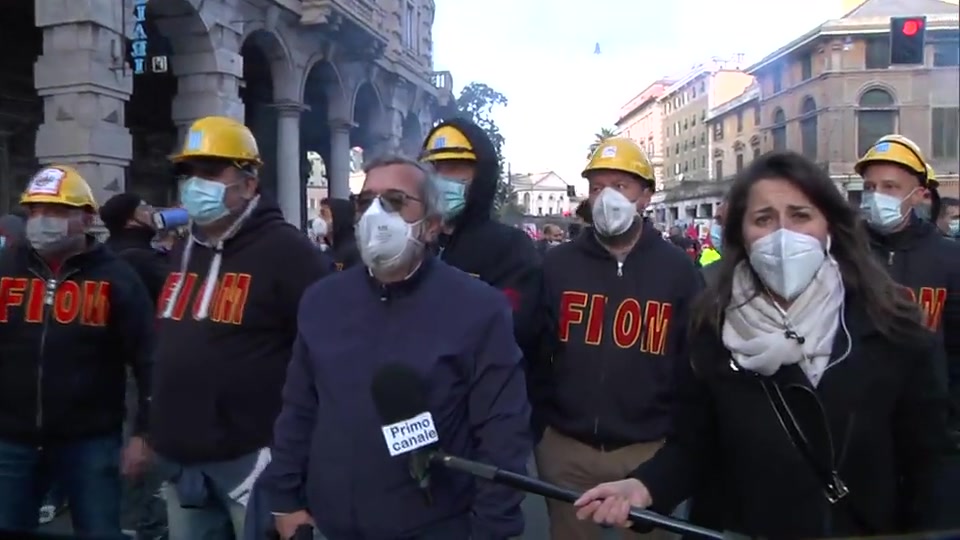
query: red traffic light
[{"left": 902, "top": 18, "right": 922, "bottom": 36}]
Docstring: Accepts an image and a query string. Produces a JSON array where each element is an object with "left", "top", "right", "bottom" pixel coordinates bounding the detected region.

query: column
[
  {"left": 272, "top": 101, "right": 308, "bottom": 227},
  {"left": 328, "top": 119, "right": 352, "bottom": 199},
  {"left": 34, "top": 1, "right": 133, "bottom": 205}
]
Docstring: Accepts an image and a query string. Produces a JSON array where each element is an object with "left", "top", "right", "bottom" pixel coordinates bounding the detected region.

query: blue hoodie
[{"left": 264, "top": 256, "right": 531, "bottom": 539}]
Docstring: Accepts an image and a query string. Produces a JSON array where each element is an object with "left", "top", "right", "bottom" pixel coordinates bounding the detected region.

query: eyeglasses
[{"left": 356, "top": 189, "right": 422, "bottom": 214}]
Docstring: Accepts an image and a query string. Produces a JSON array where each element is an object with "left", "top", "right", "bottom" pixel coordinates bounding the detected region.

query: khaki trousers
[{"left": 534, "top": 427, "right": 672, "bottom": 540}]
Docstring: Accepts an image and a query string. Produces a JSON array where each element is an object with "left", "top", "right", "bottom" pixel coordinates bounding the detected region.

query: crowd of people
[{"left": 0, "top": 114, "right": 957, "bottom": 540}]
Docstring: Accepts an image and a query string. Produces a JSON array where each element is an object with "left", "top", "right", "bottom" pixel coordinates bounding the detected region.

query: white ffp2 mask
[
  {"left": 748, "top": 228, "right": 826, "bottom": 301},
  {"left": 592, "top": 187, "right": 637, "bottom": 237},
  {"left": 355, "top": 198, "right": 422, "bottom": 272}
]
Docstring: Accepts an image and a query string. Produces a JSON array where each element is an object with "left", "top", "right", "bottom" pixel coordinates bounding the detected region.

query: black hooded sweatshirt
[
  {"left": 533, "top": 220, "right": 703, "bottom": 449},
  {"left": 325, "top": 197, "right": 360, "bottom": 271},
  {"left": 868, "top": 214, "right": 960, "bottom": 441},
  {"left": 424, "top": 117, "right": 542, "bottom": 360},
  {"left": 149, "top": 198, "right": 335, "bottom": 464}
]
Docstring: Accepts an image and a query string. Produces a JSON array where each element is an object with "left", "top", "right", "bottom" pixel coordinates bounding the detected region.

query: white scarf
[{"left": 722, "top": 259, "right": 845, "bottom": 386}]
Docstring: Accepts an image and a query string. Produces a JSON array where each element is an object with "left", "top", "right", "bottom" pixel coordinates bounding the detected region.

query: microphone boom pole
[{"left": 430, "top": 452, "right": 739, "bottom": 540}]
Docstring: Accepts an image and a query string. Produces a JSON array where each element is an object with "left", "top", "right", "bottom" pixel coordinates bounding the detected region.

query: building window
[
  {"left": 772, "top": 65, "right": 783, "bottom": 93},
  {"left": 736, "top": 111, "right": 744, "bottom": 132},
  {"left": 736, "top": 153, "right": 745, "bottom": 172},
  {"left": 753, "top": 147, "right": 761, "bottom": 160},
  {"left": 857, "top": 88, "right": 897, "bottom": 157},
  {"left": 932, "top": 107, "right": 960, "bottom": 158},
  {"left": 715, "top": 160, "right": 724, "bottom": 180},
  {"left": 800, "top": 54, "right": 813, "bottom": 80},
  {"left": 403, "top": 2, "right": 416, "bottom": 48},
  {"left": 864, "top": 37, "right": 890, "bottom": 69},
  {"left": 772, "top": 108, "right": 787, "bottom": 151},
  {"left": 701, "top": 156, "right": 707, "bottom": 168},
  {"left": 934, "top": 42, "right": 960, "bottom": 67},
  {"left": 753, "top": 106, "right": 761, "bottom": 126},
  {"left": 800, "top": 97, "right": 818, "bottom": 159},
  {"left": 713, "top": 123, "right": 724, "bottom": 142}
]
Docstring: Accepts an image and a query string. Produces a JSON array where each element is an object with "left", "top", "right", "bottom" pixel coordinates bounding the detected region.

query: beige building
[
  {"left": 0, "top": 0, "right": 454, "bottom": 228},
  {"left": 659, "top": 60, "right": 756, "bottom": 187},
  {"left": 749, "top": 0, "right": 960, "bottom": 201},
  {"left": 614, "top": 79, "right": 673, "bottom": 189}
]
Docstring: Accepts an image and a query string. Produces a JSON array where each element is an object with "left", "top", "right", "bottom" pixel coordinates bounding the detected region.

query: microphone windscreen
[{"left": 370, "top": 363, "right": 429, "bottom": 424}]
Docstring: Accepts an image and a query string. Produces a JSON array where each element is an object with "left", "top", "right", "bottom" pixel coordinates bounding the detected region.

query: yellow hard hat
[
  {"left": 583, "top": 138, "right": 654, "bottom": 183},
  {"left": 170, "top": 116, "right": 262, "bottom": 166},
  {"left": 421, "top": 125, "right": 477, "bottom": 162},
  {"left": 854, "top": 134, "right": 931, "bottom": 186},
  {"left": 20, "top": 165, "right": 98, "bottom": 211}
]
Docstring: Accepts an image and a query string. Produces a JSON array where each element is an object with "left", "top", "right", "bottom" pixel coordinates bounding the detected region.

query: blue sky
[{"left": 432, "top": 0, "right": 845, "bottom": 190}]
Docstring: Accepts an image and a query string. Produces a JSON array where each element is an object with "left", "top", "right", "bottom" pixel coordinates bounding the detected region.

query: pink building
[{"left": 614, "top": 79, "right": 674, "bottom": 190}]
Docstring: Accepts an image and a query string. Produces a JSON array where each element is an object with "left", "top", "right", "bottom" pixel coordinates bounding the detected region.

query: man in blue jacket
[{"left": 263, "top": 153, "right": 532, "bottom": 540}]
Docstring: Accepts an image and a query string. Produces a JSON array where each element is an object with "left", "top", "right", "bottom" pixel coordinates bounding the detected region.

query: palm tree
[{"left": 586, "top": 127, "right": 617, "bottom": 158}]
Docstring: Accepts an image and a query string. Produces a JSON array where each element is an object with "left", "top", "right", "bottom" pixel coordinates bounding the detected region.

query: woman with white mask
[{"left": 573, "top": 151, "right": 951, "bottom": 538}]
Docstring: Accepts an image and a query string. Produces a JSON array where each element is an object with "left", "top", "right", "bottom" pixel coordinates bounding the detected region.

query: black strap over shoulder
[{"left": 760, "top": 379, "right": 876, "bottom": 534}]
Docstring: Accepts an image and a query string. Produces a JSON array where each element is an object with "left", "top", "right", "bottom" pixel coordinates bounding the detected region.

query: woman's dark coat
[{"left": 633, "top": 295, "right": 949, "bottom": 539}]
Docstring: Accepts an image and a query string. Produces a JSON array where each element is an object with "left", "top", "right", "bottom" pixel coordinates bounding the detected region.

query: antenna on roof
[{"left": 594, "top": 42, "right": 601, "bottom": 55}]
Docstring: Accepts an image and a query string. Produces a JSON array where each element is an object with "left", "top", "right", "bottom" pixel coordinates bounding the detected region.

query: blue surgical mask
[
  {"left": 435, "top": 177, "right": 467, "bottom": 220},
  {"left": 949, "top": 218, "right": 959, "bottom": 237},
  {"left": 709, "top": 222, "right": 722, "bottom": 252},
  {"left": 915, "top": 204, "right": 932, "bottom": 221},
  {"left": 180, "top": 177, "right": 230, "bottom": 225},
  {"left": 861, "top": 190, "right": 914, "bottom": 233}
]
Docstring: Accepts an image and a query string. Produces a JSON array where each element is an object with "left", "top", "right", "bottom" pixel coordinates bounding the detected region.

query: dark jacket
[
  {"left": 868, "top": 216, "right": 960, "bottom": 441},
  {"left": 150, "top": 199, "right": 335, "bottom": 464},
  {"left": 427, "top": 118, "right": 542, "bottom": 363},
  {"left": 325, "top": 197, "right": 361, "bottom": 271},
  {"left": 105, "top": 226, "right": 170, "bottom": 304},
  {"left": 634, "top": 297, "right": 948, "bottom": 538},
  {"left": 264, "top": 257, "right": 531, "bottom": 540},
  {"left": 0, "top": 240, "right": 155, "bottom": 443},
  {"left": 0, "top": 214, "right": 25, "bottom": 250},
  {"left": 533, "top": 220, "right": 703, "bottom": 449}
]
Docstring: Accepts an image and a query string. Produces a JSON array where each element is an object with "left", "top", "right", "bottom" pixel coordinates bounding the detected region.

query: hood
[
  {"left": 867, "top": 212, "right": 938, "bottom": 250},
  {"left": 424, "top": 117, "right": 500, "bottom": 227},
  {"left": 0, "top": 214, "right": 25, "bottom": 249},
  {"left": 574, "top": 218, "right": 661, "bottom": 259},
  {"left": 325, "top": 197, "right": 356, "bottom": 247},
  {"left": 105, "top": 226, "right": 155, "bottom": 253}
]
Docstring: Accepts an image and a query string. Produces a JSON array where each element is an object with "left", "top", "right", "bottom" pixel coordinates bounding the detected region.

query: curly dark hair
[{"left": 692, "top": 151, "right": 924, "bottom": 343}]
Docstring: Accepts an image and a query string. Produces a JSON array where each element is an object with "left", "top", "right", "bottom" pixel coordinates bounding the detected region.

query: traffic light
[{"left": 890, "top": 16, "right": 926, "bottom": 65}]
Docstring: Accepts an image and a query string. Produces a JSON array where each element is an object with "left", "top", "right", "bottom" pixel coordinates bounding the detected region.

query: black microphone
[{"left": 369, "top": 363, "right": 743, "bottom": 540}]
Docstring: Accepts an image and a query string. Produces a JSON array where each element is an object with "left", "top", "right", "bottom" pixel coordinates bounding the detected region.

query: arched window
[
  {"left": 800, "top": 97, "right": 818, "bottom": 159},
  {"left": 772, "top": 108, "right": 787, "bottom": 151},
  {"left": 857, "top": 88, "right": 897, "bottom": 157}
]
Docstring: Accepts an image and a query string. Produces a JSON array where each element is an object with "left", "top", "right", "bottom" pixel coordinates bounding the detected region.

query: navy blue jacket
[{"left": 264, "top": 256, "right": 531, "bottom": 539}]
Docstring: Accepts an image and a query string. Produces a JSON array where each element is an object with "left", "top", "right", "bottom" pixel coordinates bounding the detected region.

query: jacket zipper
[
  {"left": 887, "top": 251, "right": 894, "bottom": 266},
  {"left": 29, "top": 267, "right": 79, "bottom": 435},
  {"left": 593, "top": 260, "right": 625, "bottom": 446}
]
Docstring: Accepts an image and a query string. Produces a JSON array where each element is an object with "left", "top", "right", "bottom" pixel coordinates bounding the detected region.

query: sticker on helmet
[
  {"left": 874, "top": 142, "right": 891, "bottom": 153},
  {"left": 187, "top": 130, "right": 204, "bottom": 151},
  {"left": 26, "top": 168, "right": 66, "bottom": 196},
  {"left": 601, "top": 146, "right": 617, "bottom": 158},
  {"left": 432, "top": 136, "right": 447, "bottom": 149}
]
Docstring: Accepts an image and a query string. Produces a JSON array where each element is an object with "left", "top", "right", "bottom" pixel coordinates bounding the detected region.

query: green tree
[
  {"left": 455, "top": 82, "right": 522, "bottom": 217},
  {"left": 586, "top": 127, "right": 617, "bottom": 158}
]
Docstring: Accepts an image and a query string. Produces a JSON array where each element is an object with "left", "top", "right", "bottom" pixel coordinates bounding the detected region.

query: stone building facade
[{"left": 10, "top": 0, "right": 454, "bottom": 226}]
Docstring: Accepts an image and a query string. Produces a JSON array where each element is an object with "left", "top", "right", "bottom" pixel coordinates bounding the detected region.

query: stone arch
[
  {"left": 401, "top": 113, "right": 424, "bottom": 157},
  {"left": 241, "top": 26, "right": 295, "bottom": 99},
  {"left": 301, "top": 55, "right": 347, "bottom": 114},
  {"left": 134, "top": 0, "right": 216, "bottom": 56},
  {"left": 800, "top": 96, "right": 817, "bottom": 116},
  {"left": 772, "top": 107, "right": 786, "bottom": 124},
  {"left": 857, "top": 86, "right": 897, "bottom": 107},
  {"left": 351, "top": 81, "right": 385, "bottom": 152}
]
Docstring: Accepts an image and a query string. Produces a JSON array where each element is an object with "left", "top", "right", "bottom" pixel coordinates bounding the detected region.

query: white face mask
[
  {"left": 309, "top": 217, "right": 328, "bottom": 242},
  {"left": 26, "top": 215, "right": 83, "bottom": 255},
  {"left": 592, "top": 187, "right": 638, "bottom": 237},
  {"left": 748, "top": 228, "right": 827, "bottom": 301},
  {"left": 355, "top": 198, "right": 423, "bottom": 273},
  {"left": 861, "top": 189, "right": 915, "bottom": 232}
]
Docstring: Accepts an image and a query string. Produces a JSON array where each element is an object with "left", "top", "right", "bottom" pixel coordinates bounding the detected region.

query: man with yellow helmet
[
  {"left": 147, "top": 116, "right": 333, "bottom": 539},
  {"left": 530, "top": 138, "right": 702, "bottom": 539},
  {"left": 416, "top": 116, "right": 540, "bottom": 538},
  {"left": 858, "top": 134, "right": 960, "bottom": 524},
  {"left": 0, "top": 166, "right": 154, "bottom": 534}
]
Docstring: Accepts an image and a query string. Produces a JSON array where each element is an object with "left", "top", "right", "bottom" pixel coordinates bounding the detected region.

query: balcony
[{"left": 300, "top": 0, "right": 385, "bottom": 47}]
